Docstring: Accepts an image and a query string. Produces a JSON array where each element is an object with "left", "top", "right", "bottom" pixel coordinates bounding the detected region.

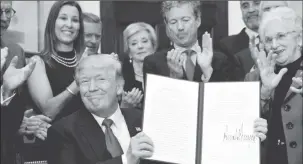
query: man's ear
[{"left": 116, "top": 80, "right": 124, "bottom": 96}]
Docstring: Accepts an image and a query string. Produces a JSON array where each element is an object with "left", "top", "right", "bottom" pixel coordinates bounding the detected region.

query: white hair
[{"left": 259, "top": 6, "right": 302, "bottom": 40}]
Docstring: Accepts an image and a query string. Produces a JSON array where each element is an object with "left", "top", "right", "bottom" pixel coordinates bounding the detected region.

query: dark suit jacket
[
  {"left": 1, "top": 37, "right": 26, "bottom": 164},
  {"left": 218, "top": 28, "right": 250, "bottom": 81},
  {"left": 143, "top": 41, "right": 229, "bottom": 83},
  {"left": 218, "top": 28, "right": 249, "bottom": 64},
  {"left": 47, "top": 108, "right": 164, "bottom": 164},
  {"left": 233, "top": 48, "right": 255, "bottom": 81},
  {"left": 121, "top": 55, "right": 143, "bottom": 92}
]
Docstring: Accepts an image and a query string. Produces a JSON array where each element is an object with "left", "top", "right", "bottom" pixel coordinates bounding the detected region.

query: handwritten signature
[{"left": 223, "top": 123, "right": 256, "bottom": 142}]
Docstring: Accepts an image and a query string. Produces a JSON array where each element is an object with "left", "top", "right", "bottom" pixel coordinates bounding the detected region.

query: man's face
[
  {"left": 240, "top": 0, "right": 261, "bottom": 32},
  {"left": 84, "top": 21, "right": 102, "bottom": 54},
  {"left": 77, "top": 58, "right": 121, "bottom": 116},
  {"left": 1, "top": 1, "right": 13, "bottom": 32},
  {"left": 165, "top": 3, "right": 201, "bottom": 48}
]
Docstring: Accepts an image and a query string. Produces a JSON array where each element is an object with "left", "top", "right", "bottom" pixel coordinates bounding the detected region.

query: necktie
[
  {"left": 102, "top": 118, "right": 123, "bottom": 157},
  {"left": 184, "top": 50, "right": 195, "bottom": 80}
]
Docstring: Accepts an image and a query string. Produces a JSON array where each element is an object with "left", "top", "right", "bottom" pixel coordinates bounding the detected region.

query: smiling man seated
[{"left": 46, "top": 54, "right": 154, "bottom": 164}]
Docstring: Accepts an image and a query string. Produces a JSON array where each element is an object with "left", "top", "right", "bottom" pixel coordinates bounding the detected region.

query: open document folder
[{"left": 142, "top": 74, "right": 260, "bottom": 164}]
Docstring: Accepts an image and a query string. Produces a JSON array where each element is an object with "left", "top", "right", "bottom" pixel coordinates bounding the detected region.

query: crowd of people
[{"left": 1, "top": 1, "right": 302, "bottom": 164}]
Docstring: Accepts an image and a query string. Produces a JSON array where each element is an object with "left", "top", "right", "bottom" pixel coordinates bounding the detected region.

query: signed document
[
  {"left": 142, "top": 74, "right": 260, "bottom": 164},
  {"left": 201, "top": 82, "right": 260, "bottom": 164}
]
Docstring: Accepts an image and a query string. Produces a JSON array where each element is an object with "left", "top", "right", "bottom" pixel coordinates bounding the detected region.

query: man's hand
[
  {"left": 1, "top": 47, "right": 9, "bottom": 71},
  {"left": 3, "top": 56, "right": 36, "bottom": 98},
  {"left": 121, "top": 88, "right": 143, "bottom": 108},
  {"left": 197, "top": 32, "right": 213, "bottom": 79},
  {"left": 18, "top": 109, "right": 52, "bottom": 140},
  {"left": 253, "top": 118, "right": 268, "bottom": 142},
  {"left": 167, "top": 49, "right": 185, "bottom": 79},
  {"left": 126, "top": 132, "right": 154, "bottom": 164},
  {"left": 290, "top": 75, "right": 302, "bottom": 95}
]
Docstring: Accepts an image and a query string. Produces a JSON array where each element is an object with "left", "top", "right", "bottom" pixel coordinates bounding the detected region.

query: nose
[
  {"left": 65, "top": 18, "right": 72, "bottom": 28},
  {"left": 90, "top": 35, "right": 97, "bottom": 44},
  {"left": 271, "top": 39, "right": 278, "bottom": 50},
  {"left": 0, "top": 12, "right": 8, "bottom": 21},
  {"left": 137, "top": 42, "right": 143, "bottom": 49},
  {"left": 177, "top": 21, "right": 184, "bottom": 31},
  {"left": 89, "top": 79, "right": 98, "bottom": 92}
]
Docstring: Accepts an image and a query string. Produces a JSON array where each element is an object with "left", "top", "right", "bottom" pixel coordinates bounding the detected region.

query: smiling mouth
[{"left": 274, "top": 49, "right": 285, "bottom": 55}]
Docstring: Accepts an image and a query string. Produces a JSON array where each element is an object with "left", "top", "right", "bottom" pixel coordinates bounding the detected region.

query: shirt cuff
[
  {"left": 1, "top": 85, "right": 16, "bottom": 106},
  {"left": 122, "top": 154, "right": 128, "bottom": 164}
]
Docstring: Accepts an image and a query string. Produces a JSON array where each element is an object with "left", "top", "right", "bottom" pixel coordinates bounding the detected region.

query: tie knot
[
  {"left": 184, "top": 49, "right": 194, "bottom": 56},
  {"left": 102, "top": 118, "right": 114, "bottom": 128}
]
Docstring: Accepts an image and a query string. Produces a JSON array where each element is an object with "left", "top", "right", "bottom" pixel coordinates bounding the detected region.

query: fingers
[
  {"left": 274, "top": 68, "right": 288, "bottom": 84},
  {"left": 202, "top": 32, "right": 211, "bottom": 49},
  {"left": 290, "top": 86, "right": 303, "bottom": 94},
  {"left": 255, "top": 132, "right": 267, "bottom": 142},
  {"left": 267, "top": 50, "right": 277, "bottom": 68},
  {"left": 24, "top": 109, "right": 35, "bottom": 117},
  {"left": 1, "top": 47, "right": 8, "bottom": 70},
  {"left": 8, "top": 56, "right": 18, "bottom": 68},
  {"left": 33, "top": 115, "right": 52, "bottom": 123},
  {"left": 22, "top": 60, "right": 37, "bottom": 79},
  {"left": 292, "top": 77, "right": 303, "bottom": 86}
]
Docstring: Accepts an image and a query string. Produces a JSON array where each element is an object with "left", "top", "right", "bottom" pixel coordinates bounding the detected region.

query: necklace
[{"left": 51, "top": 50, "right": 78, "bottom": 67}]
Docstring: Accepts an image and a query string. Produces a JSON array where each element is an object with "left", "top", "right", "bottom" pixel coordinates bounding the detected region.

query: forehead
[
  {"left": 166, "top": 3, "right": 195, "bottom": 19},
  {"left": 129, "top": 30, "right": 149, "bottom": 41},
  {"left": 1, "top": 1, "right": 12, "bottom": 8},
  {"left": 84, "top": 22, "right": 102, "bottom": 34},
  {"left": 58, "top": 5, "right": 79, "bottom": 16},
  {"left": 240, "top": 0, "right": 260, "bottom": 6},
  {"left": 263, "top": 19, "right": 290, "bottom": 36},
  {"left": 262, "top": 1, "right": 287, "bottom": 9}
]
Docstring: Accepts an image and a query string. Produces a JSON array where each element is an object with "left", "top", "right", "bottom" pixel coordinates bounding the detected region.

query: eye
[
  {"left": 264, "top": 37, "right": 272, "bottom": 44},
  {"left": 131, "top": 42, "right": 137, "bottom": 46},
  {"left": 72, "top": 17, "right": 79, "bottom": 23},
  {"left": 169, "top": 20, "right": 177, "bottom": 24},
  {"left": 58, "top": 16, "right": 67, "bottom": 20},
  {"left": 277, "top": 33, "right": 286, "bottom": 40}
]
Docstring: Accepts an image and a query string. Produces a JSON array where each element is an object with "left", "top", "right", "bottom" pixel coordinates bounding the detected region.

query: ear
[
  {"left": 116, "top": 80, "right": 124, "bottom": 96},
  {"left": 297, "top": 31, "right": 302, "bottom": 49},
  {"left": 196, "top": 15, "right": 201, "bottom": 28}
]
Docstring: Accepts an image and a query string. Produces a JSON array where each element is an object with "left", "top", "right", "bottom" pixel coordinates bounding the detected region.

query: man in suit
[
  {"left": 83, "top": 12, "right": 102, "bottom": 55},
  {"left": 47, "top": 55, "right": 155, "bottom": 164},
  {"left": 233, "top": 1, "right": 289, "bottom": 81},
  {"left": 218, "top": 0, "right": 261, "bottom": 81},
  {"left": 144, "top": 1, "right": 229, "bottom": 82},
  {"left": 1, "top": 1, "right": 37, "bottom": 163}
]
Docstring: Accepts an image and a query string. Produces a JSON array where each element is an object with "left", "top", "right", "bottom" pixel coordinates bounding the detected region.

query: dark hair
[{"left": 40, "top": 1, "right": 85, "bottom": 67}]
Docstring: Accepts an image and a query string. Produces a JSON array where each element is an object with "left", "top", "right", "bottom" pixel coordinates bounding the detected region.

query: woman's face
[
  {"left": 55, "top": 5, "right": 80, "bottom": 45},
  {"left": 128, "top": 30, "right": 154, "bottom": 62},
  {"left": 263, "top": 19, "right": 301, "bottom": 66}
]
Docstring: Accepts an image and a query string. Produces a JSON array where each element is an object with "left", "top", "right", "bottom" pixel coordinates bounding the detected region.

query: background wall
[
  {"left": 228, "top": 1, "right": 303, "bottom": 35},
  {"left": 6, "top": 1, "right": 100, "bottom": 52}
]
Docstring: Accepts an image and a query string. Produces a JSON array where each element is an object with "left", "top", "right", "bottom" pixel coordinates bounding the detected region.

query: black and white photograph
[{"left": 1, "top": 1, "right": 302, "bottom": 164}]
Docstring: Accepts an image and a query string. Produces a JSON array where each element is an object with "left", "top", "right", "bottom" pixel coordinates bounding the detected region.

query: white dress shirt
[
  {"left": 1, "top": 85, "right": 16, "bottom": 106},
  {"left": 245, "top": 28, "right": 259, "bottom": 41},
  {"left": 92, "top": 106, "right": 131, "bottom": 164},
  {"left": 174, "top": 41, "right": 201, "bottom": 68}
]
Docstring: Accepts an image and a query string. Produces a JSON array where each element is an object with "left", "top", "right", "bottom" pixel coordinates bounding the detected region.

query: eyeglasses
[
  {"left": 0, "top": 8, "right": 16, "bottom": 18},
  {"left": 264, "top": 31, "right": 296, "bottom": 46}
]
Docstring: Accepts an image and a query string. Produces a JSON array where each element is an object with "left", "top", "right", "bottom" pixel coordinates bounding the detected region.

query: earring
[{"left": 129, "top": 57, "right": 132, "bottom": 63}]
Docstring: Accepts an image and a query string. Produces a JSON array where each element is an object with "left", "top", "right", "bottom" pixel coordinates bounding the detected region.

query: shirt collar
[
  {"left": 173, "top": 40, "right": 201, "bottom": 54},
  {"left": 91, "top": 105, "right": 123, "bottom": 129},
  {"left": 245, "top": 28, "right": 259, "bottom": 40}
]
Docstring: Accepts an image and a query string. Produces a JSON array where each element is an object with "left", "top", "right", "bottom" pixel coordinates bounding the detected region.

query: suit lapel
[
  {"left": 77, "top": 109, "right": 108, "bottom": 161},
  {"left": 235, "top": 28, "right": 249, "bottom": 51},
  {"left": 121, "top": 109, "right": 142, "bottom": 137}
]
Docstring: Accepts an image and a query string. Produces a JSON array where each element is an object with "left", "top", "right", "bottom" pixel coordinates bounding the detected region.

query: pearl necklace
[{"left": 51, "top": 50, "right": 78, "bottom": 67}]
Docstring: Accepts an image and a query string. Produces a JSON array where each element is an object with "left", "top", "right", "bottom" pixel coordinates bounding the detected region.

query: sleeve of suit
[
  {"left": 1, "top": 93, "right": 26, "bottom": 140},
  {"left": 47, "top": 126, "right": 124, "bottom": 164},
  {"left": 143, "top": 55, "right": 157, "bottom": 84},
  {"left": 47, "top": 126, "right": 82, "bottom": 164}
]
